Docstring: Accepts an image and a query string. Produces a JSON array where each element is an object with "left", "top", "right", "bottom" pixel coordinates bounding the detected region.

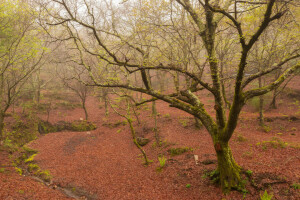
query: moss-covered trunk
[{"left": 214, "top": 141, "right": 241, "bottom": 192}]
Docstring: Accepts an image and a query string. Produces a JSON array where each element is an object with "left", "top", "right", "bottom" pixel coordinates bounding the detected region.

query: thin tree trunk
[
  {"left": 127, "top": 118, "right": 150, "bottom": 165},
  {"left": 269, "top": 88, "right": 277, "bottom": 109},
  {"left": 0, "top": 113, "right": 5, "bottom": 140},
  {"left": 83, "top": 102, "right": 88, "bottom": 120},
  {"left": 104, "top": 97, "right": 109, "bottom": 116},
  {"left": 152, "top": 101, "right": 159, "bottom": 145},
  {"left": 258, "top": 77, "right": 264, "bottom": 126}
]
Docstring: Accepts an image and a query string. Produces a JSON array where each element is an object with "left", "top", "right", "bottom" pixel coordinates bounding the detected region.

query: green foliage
[
  {"left": 15, "top": 167, "right": 23, "bottom": 175},
  {"left": 260, "top": 190, "right": 273, "bottom": 200},
  {"left": 179, "top": 119, "right": 188, "bottom": 127},
  {"left": 0, "top": 168, "right": 5, "bottom": 173},
  {"left": 292, "top": 183, "right": 300, "bottom": 189},
  {"left": 262, "top": 125, "right": 271, "bottom": 133},
  {"left": 2, "top": 137, "right": 18, "bottom": 152},
  {"left": 27, "top": 164, "right": 40, "bottom": 173},
  {"left": 38, "top": 170, "right": 52, "bottom": 182},
  {"left": 245, "top": 170, "right": 253, "bottom": 176},
  {"left": 158, "top": 155, "right": 166, "bottom": 168},
  {"left": 186, "top": 184, "right": 191, "bottom": 188},
  {"left": 24, "top": 154, "right": 37, "bottom": 163}
]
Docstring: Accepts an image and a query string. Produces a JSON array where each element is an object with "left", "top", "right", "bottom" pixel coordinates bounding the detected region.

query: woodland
[{"left": 0, "top": 0, "right": 299, "bottom": 199}]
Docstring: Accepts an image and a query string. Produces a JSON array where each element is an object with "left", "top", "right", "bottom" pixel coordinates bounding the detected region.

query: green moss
[
  {"left": 168, "top": 147, "right": 191, "bottom": 156},
  {"left": 71, "top": 120, "right": 97, "bottom": 131}
]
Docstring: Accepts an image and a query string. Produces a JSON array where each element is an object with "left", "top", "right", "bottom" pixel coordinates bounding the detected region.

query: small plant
[
  {"left": 179, "top": 119, "right": 188, "bottom": 127},
  {"left": 262, "top": 125, "right": 271, "bottom": 133},
  {"left": 237, "top": 134, "right": 247, "bottom": 142},
  {"left": 163, "top": 113, "right": 170, "bottom": 118},
  {"left": 292, "top": 183, "right": 300, "bottom": 189},
  {"left": 245, "top": 170, "right": 253, "bottom": 176},
  {"left": 260, "top": 190, "right": 273, "bottom": 200},
  {"left": 0, "top": 168, "right": 5, "bottom": 173},
  {"left": 186, "top": 184, "right": 191, "bottom": 188},
  {"left": 18, "top": 190, "right": 25, "bottom": 194},
  {"left": 156, "top": 155, "right": 167, "bottom": 172},
  {"left": 38, "top": 170, "right": 52, "bottom": 182},
  {"left": 158, "top": 155, "right": 166, "bottom": 168},
  {"left": 27, "top": 164, "right": 40, "bottom": 173}
]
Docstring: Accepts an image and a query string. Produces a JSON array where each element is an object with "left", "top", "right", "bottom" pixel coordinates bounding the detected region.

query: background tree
[{"left": 0, "top": 0, "right": 46, "bottom": 139}]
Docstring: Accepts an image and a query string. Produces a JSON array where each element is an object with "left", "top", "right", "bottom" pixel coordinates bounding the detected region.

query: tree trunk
[
  {"left": 0, "top": 113, "right": 5, "bottom": 140},
  {"left": 258, "top": 77, "right": 264, "bottom": 126},
  {"left": 214, "top": 141, "right": 241, "bottom": 192},
  {"left": 152, "top": 101, "right": 159, "bottom": 145},
  {"left": 83, "top": 102, "right": 88, "bottom": 120},
  {"left": 127, "top": 118, "right": 150, "bottom": 165},
  {"left": 269, "top": 88, "right": 277, "bottom": 109},
  {"left": 104, "top": 97, "right": 109, "bottom": 116}
]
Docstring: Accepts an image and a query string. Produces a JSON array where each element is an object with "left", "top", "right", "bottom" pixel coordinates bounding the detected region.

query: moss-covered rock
[
  {"left": 168, "top": 147, "right": 191, "bottom": 156},
  {"left": 38, "top": 120, "right": 97, "bottom": 134},
  {"left": 137, "top": 137, "right": 150, "bottom": 146}
]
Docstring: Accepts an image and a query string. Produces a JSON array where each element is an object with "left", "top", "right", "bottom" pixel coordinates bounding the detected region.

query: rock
[{"left": 137, "top": 137, "right": 150, "bottom": 146}]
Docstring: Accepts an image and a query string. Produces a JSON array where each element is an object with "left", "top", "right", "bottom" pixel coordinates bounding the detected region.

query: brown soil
[{"left": 0, "top": 80, "right": 300, "bottom": 200}]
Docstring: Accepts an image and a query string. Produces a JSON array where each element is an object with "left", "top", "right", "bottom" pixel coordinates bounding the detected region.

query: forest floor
[{"left": 0, "top": 78, "right": 300, "bottom": 200}]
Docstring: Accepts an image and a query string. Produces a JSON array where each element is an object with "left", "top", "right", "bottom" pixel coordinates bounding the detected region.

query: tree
[
  {"left": 39, "top": 0, "right": 300, "bottom": 192},
  {"left": 0, "top": 0, "right": 46, "bottom": 139}
]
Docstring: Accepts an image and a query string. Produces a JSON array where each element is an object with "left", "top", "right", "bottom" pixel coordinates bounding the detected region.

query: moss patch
[
  {"left": 168, "top": 147, "right": 191, "bottom": 156},
  {"left": 38, "top": 120, "right": 97, "bottom": 134}
]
